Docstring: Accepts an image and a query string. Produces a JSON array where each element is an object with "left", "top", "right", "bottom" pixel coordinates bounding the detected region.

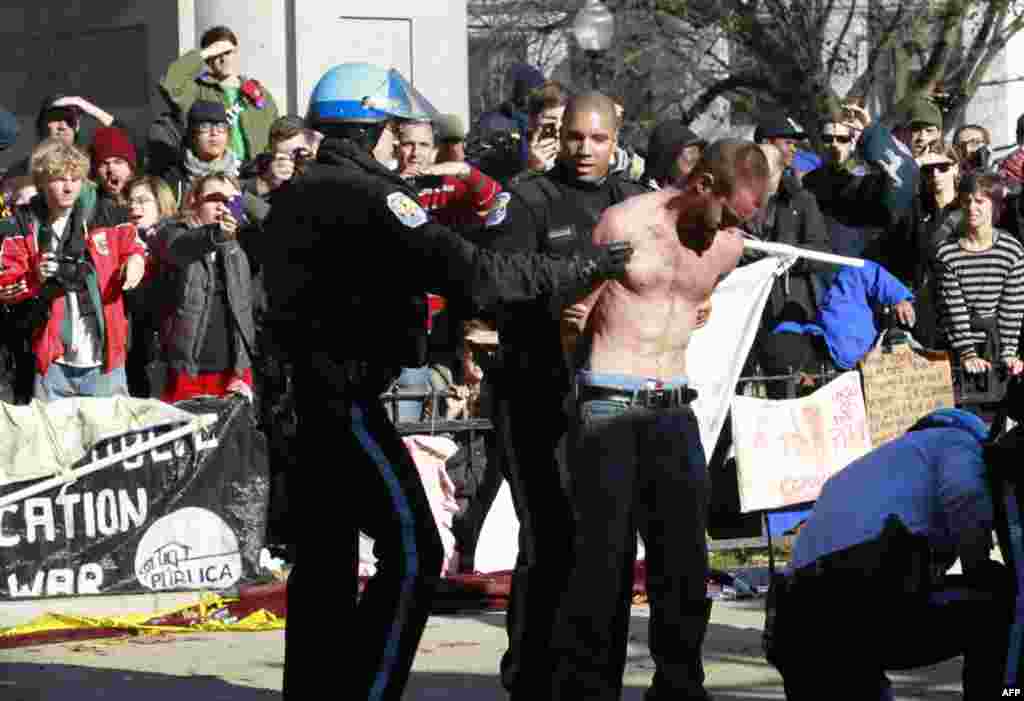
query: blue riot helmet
[{"left": 306, "top": 62, "right": 441, "bottom": 152}]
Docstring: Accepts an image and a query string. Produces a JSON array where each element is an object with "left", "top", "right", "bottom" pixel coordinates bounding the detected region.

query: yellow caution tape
[{"left": 0, "top": 592, "right": 285, "bottom": 639}]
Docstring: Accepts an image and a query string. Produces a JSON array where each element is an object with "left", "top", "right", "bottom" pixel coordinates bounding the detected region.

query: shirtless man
[{"left": 549, "top": 139, "right": 770, "bottom": 701}]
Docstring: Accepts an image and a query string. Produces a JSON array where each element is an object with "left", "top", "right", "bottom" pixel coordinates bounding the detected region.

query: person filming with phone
[{"left": 152, "top": 172, "right": 257, "bottom": 403}]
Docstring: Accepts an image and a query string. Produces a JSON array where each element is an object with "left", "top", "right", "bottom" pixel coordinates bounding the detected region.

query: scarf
[
  {"left": 33, "top": 200, "right": 106, "bottom": 359},
  {"left": 184, "top": 148, "right": 240, "bottom": 181}
]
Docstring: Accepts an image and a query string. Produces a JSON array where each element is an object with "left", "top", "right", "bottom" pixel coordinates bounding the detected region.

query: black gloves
[{"left": 577, "top": 240, "right": 634, "bottom": 284}]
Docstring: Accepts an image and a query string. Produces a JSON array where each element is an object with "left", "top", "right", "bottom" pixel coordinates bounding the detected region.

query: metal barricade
[{"left": 379, "top": 387, "right": 494, "bottom": 479}]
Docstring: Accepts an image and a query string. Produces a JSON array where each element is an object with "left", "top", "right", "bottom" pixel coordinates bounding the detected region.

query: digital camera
[{"left": 54, "top": 253, "right": 91, "bottom": 292}]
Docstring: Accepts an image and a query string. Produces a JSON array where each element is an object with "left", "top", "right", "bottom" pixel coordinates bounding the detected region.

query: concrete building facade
[{"left": 0, "top": 0, "right": 469, "bottom": 169}]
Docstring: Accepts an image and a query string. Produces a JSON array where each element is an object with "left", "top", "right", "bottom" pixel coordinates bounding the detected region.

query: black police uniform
[
  {"left": 470, "top": 161, "right": 647, "bottom": 698},
  {"left": 260, "top": 138, "right": 628, "bottom": 701}
]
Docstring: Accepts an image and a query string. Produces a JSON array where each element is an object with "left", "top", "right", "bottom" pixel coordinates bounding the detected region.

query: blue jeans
[
  {"left": 550, "top": 371, "right": 712, "bottom": 701},
  {"left": 35, "top": 363, "right": 129, "bottom": 402}
]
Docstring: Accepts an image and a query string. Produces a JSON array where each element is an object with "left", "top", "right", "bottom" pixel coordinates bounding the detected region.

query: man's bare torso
[{"left": 583, "top": 189, "right": 744, "bottom": 380}]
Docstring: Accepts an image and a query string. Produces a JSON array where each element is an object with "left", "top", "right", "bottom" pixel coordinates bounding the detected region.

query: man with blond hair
[{"left": 0, "top": 142, "right": 146, "bottom": 400}]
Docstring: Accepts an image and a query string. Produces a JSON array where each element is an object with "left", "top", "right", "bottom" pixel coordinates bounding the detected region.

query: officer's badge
[
  {"left": 91, "top": 232, "right": 110, "bottom": 256},
  {"left": 485, "top": 192, "right": 511, "bottom": 227},
  {"left": 386, "top": 192, "right": 427, "bottom": 229}
]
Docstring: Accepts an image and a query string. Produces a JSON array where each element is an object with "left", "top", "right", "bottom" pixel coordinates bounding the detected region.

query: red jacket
[
  {"left": 1, "top": 216, "right": 146, "bottom": 375},
  {"left": 998, "top": 148, "right": 1024, "bottom": 187},
  {"left": 416, "top": 166, "right": 501, "bottom": 230}
]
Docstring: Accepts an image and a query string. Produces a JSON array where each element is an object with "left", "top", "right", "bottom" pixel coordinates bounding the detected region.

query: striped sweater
[{"left": 935, "top": 230, "right": 1024, "bottom": 360}]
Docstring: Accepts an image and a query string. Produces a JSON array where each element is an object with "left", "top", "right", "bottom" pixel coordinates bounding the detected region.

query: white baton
[{"left": 743, "top": 239, "right": 865, "bottom": 268}]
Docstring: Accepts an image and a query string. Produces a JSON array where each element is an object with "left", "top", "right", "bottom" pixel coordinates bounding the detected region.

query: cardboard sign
[
  {"left": 732, "top": 371, "right": 872, "bottom": 513},
  {"left": 859, "top": 342, "right": 955, "bottom": 448}
]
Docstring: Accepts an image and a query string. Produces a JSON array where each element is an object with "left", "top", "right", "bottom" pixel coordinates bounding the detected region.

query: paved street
[{"left": 0, "top": 600, "right": 964, "bottom": 700}]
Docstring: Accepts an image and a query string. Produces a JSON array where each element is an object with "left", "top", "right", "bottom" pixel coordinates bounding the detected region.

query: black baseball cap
[{"left": 754, "top": 112, "right": 806, "bottom": 142}]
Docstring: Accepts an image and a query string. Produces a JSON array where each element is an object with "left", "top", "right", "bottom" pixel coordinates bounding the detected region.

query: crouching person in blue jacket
[
  {"left": 773, "top": 259, "right": 915, "bottom": 371},
  {"left": 765, "top": 408, "right": 1014, "bottom": 700}
]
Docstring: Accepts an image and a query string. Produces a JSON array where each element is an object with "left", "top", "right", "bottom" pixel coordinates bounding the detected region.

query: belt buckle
[{"left": 639, "top": 387, "right": 663, "bottom": 409}]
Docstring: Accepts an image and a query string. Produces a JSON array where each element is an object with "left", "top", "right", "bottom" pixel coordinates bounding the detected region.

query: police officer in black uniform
[
  {"left": 469, "top": 91, "right": 648, "bottom": 699},
  {"left": 260, "top": 65, "right": 634, "bottom": 701}
]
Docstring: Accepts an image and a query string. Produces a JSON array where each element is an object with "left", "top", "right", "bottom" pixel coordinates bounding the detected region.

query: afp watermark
[{"left": 1004, "top": 688, "right": 1022, "bottom": 697}]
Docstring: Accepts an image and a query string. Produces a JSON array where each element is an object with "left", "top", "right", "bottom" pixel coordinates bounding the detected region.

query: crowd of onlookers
[{"left": 2, "top": 23, "right": 1024, "bottom": 557}]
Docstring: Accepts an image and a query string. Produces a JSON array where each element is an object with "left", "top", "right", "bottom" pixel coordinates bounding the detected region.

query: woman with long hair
[
  {"left": 934, "top": 173, "right": 1024, "bottom": 376},
  {"left": 123, "top": 175, "right": 178, "bottom": 397},
  {"left": 910, "top": 144, "right": 963, "bottom": 348}
]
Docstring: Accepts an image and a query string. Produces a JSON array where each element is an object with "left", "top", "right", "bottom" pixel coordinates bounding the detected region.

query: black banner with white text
[{"left": 0, "top": 396, "right": 269, "bottom": 599}]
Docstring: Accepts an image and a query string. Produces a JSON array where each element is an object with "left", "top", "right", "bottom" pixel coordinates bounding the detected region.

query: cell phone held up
[{"left": 227, "top": 194, "right": 248, "bottom": 226}]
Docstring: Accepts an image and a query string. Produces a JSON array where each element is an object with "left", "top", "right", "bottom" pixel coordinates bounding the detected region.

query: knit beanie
[
  {"left": 646, "top": 120, "right": 704, "bottom": 184},
  {"left": 904, "top": 99, "right": 942, "bottom": 130},
  {"left": 436, "top": 114, "right": 466, "bottom": 143},
  {"left": 91, "top": 127, "right": 137, "bottom": 170},
  {"left": 188, "top": 100, "right": 229, "bottom": 130}
]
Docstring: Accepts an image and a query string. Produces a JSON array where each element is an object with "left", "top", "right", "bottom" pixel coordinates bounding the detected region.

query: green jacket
[{"left": 160, "top": 49, "right": 280, "bottom": 160}]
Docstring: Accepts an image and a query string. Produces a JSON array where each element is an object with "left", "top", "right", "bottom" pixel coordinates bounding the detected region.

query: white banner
[
  {"left": 731, "top": 371, "right": 873, "bottom": 513},
  {"left": 0, "top": 397, "right": 199, "bottom": 487},
  {"left": 688, "top": 257, "right": 795, "bottom": 458}
]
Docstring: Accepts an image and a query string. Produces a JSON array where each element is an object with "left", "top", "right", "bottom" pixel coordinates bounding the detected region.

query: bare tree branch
[
  {"left": 912, "top": 1, "right": 962, "bottom": 97},
  {"left": 823, "top": 0, "right": 861, "bottom": 87},
  {"left": 679, "top": 74, "right": 775, "bottom": 125}
]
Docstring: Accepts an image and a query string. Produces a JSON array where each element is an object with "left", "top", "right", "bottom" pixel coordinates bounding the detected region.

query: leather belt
[{"left": 577, "top": 384, "right": 697, "bottom": 409}]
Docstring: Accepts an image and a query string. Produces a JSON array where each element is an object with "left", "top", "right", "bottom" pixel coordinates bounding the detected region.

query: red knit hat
[{"left": 91, "top": 127, "right": 137, "bottom": 170}]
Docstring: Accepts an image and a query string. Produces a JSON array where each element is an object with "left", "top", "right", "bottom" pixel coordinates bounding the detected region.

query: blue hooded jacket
[{"left": 774, "top": 260, "right": 913, "bottom": 369}]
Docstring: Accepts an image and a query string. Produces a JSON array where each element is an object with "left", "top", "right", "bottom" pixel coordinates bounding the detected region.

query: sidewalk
[{"left": 0, "top": 600, "right": 963, "bottom": 700}]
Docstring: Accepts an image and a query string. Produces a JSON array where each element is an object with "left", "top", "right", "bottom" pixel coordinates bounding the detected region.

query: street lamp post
[{"left": 571, "top": 0, "right": 615, "bottom": 90}]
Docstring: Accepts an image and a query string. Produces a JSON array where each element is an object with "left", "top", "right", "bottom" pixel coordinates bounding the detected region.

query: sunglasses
[
  {"left": 465, "top": 342, "right": 497, "bottom": 365},
  {"left": 198, "top": 192, "right": 232, "bottom": 205},
  {"left": 821, "top": 134, "right": 852, "bottom": 144},
  {"left": 922, "top": 163, "right": 953, "bottom": 175}
]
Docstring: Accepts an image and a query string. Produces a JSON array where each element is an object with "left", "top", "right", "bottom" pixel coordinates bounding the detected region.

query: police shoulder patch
[
  {"left": 485, "top": 192, "right": 512, "bottom": 227},
  {"left": 386, "top": 192, "right": 428, "bottom": 229}
]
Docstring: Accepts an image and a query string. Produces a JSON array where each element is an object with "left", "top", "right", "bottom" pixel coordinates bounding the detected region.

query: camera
[
  {"left": 540, "top": 122, "right": 558, "bottom": 141},
  {"left": 54, "top": 253, "right": 91, "bottom": 292},
  {"left": 969, "top": 145, "right": 991, "bottom": 172}
]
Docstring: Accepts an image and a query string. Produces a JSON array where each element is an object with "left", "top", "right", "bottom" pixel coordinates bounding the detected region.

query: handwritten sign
[
  {"left": 732, "top": 371, "right": 872, "bottom": 513},
  {"left": 859, "top": 343, "right": 955, "bottom": 448}
]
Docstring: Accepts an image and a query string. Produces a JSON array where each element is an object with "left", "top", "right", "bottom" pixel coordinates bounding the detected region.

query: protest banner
[
  {"left": 859, "top": 341, "right": 955, "bottom": 447},
  {"left": 0, "top": 397, "right": 269, "bottom": 599},
  {"left": 689, "top": 256, "right": 795, "bottom": 457},
  {"left": 731, "top": 371, "right": 872, "bottom": 513}
]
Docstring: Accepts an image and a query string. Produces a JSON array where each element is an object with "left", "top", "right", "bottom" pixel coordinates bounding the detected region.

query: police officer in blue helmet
[
  {"left": 260, "top": 63, "right": 633, "bottom": 700},
  {"left": 765, "top": 406, "right": 1016, "bottom": 699}
]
